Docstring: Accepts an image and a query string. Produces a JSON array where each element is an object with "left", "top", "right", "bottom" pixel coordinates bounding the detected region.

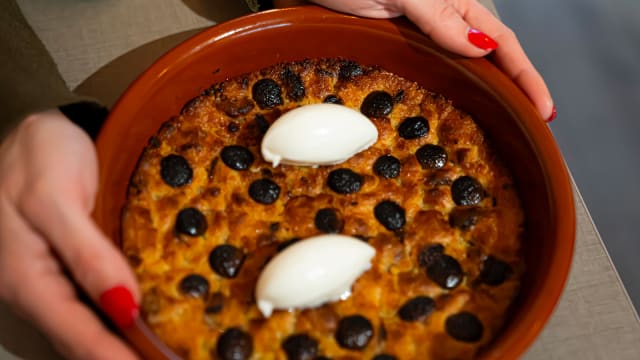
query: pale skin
[{"left": 0, "top": 1, "right": 553, "bottom": 359}]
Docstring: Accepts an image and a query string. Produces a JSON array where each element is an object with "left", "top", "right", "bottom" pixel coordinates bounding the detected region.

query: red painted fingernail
[
  {"left": 99, "top": 286, "right": 139, "bottom": 328},
  {"left": 547, "top": 106, "right": 557, "bottom": 122},
  {"left": 468, "top": 28, "right": 498, "bottom": 51}
]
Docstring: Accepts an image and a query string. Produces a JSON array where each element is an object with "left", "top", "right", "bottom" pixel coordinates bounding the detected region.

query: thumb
[{"left": 402, "top": 0, "right": 498, "bottom": 56}]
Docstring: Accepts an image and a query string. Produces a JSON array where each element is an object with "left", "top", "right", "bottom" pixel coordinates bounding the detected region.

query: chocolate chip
[
  {"left": 315, "top": 208, "right": 344, "bottom": 234},
  {"left": 323, "top": 95, "right": 343, "bottom": 104},
  {"left": 209, "top": 244, "right": 245, "bottom": 278},
  {"left": 282, "top": 334, "right": 319, "bottom": 360},
  {"left": 221, "top": 145, "right": 254, "bottom": 171},
  {"left": 419, "top": 245, "right": 463, "bottom": 289},
  {"left": 448, "top": 207, "right": 480, "bottom": 230},
  {"left": 360, "top": 91, "right": 394, "bottom": 118},
  {"left": 336, "top": 315, "right": 374, "bottom": 350},
  {"left": 175, "top": 208, "right": 207, "bottom": 237},
  {"left": 281, "top": 67, "right": 306, "bottom": 102},
  {"left": 160, "top": 154, "right": 192, "bottom": 187},
  {"left": 479, "top": 256, "right": 511, "bottom": 286},
  {"left": 398, "top": 296, "right": 435, "bottom": 322},
  {"left": 178, "top": 274, "right": 209, "bottom": 298},
  {"left": 249, "top": 178, "right": 280, "bottom": 204},
  {"left": 228, "top": 122, "right": 240, "bottom": 133},
  {"left": 338, "top": 61, "right": 363, "bottom": 81},
  {"left": 216, "top": 327, "right": 253, "bottom": 360},
  {"left": 252, "top": 78, "right": 283, "bottom": 109},
  {"left": 416, "top": 144, "right": 447, "bottom": 170},
  {"left": 398, "top": 116, "right": 429, "bottom": 139},
  {"left": 445, "top": 312, "right": 484, "bottom": 342},
  {"left": 451, "top": 176, "right": 484, "bottom": 206},
  {"left": 393, "top": 90, "right": 405, "bottom": 103},
  {"left": 374, "top": 201, "right": 405, "bottom": 231},
  {"left": 254, "top": 114, "right": 270, "bottom": 134},
  {"left": 373, "top": 155, "right": 401, "bottom": 179},
  {"left": 205, "top": 292, "right": 225, "bottom": 313},
  {"left": 373, "top": 355, "right": 397, "bottom": 360},
  {"left": 328, "top": 169, "right": 363, "bottom": 194}
]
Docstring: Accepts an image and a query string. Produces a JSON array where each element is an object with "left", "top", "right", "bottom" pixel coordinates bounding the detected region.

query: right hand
[
  {"left": 309, "top": 0, "right": 556, "bottom": 122},
  {"left": 0, "top": 110, "right": 140, "bottom": 360}
]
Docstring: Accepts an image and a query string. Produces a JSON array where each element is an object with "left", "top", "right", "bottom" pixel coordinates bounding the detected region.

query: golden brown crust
[{"left": 122, "top": 58, "right": 525, "bottom": 360}]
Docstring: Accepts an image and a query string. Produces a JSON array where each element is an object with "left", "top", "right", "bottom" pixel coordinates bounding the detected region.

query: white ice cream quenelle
[
  {"left": 260, "top": 103, "right": 378, "bottom": 167},
  {"left": 255, "top": 234, "right": 376, "bottom": 318}
]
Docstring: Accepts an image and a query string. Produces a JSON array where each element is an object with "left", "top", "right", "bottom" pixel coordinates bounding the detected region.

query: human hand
[
  {"left": 0, "top": 110, "right": 140, "bottom": 360},
  {"left": 308, "top": 0, "right": 556, "bottom": 122}
]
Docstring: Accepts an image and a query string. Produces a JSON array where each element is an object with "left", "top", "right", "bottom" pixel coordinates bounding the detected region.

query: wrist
[{"left": 58, "top": 101, "right": 109, "bottom": 140}]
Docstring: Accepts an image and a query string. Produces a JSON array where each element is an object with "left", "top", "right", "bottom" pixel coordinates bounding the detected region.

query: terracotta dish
[{"left": 94, "top": 6, "right": 575, "bottom": 359}]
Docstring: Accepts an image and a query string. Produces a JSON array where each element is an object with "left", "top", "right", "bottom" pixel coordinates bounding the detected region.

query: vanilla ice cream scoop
[
  {"left": 255, "top": 234, "right": 376, "bottom": 317},
  {"left": 260, "top": 103, "right": 378, "bottom": 167}
]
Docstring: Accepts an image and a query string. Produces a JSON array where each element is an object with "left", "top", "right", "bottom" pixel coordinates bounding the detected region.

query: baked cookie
[{"left": 121, "top": 58, "right": 525, "bottom": 360}]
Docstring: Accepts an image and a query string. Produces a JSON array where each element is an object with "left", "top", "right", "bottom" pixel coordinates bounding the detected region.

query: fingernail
[
  {"left": 468, "top": 28, "right": 498, "bottom": 51},
  {"left": 99, "top": 286, "right": 139, "bottom": 328},
  {"left": 546, "top": 106, "right": 557, "bottom": 122}
]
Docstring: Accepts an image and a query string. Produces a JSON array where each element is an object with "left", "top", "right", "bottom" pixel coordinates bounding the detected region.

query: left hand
[{"left": 297, "top": 0, "right": 555, "bottom": 122}]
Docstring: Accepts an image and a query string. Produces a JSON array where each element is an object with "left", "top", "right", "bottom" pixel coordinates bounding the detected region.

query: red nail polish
[
  {"left": 468, "top": 28, "right": 498, "bottom": 51},
  {"left": 546, "top": 106, "right": 557, "bottom": 122},
  {"left": 99, "top": 286, "right": 139, "bottom": 328}
]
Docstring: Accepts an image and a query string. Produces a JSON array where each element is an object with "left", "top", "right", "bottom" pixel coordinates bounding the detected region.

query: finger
[
  {"left": 452, "top": 0, "right": 555, "bottom": 120},
  {"left": 401, "top": 0, "right": 494, "bottom": 57},
  {"left": 0, "top": 201, "right": 139, "bottom": 360},
  {"left": 14, "top": 112, "right": 140, "bottom": 328}
]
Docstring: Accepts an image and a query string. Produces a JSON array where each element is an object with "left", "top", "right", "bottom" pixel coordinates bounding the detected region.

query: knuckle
[
  {"left": 68, "top": 247, "right": 104, "bottom": 290},
  {"left": 437, "top": 3, "right": 459, "bottom": 21}
]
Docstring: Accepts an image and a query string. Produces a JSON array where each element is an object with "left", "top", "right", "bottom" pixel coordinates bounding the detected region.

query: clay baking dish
[{"left": 93, "top": 5, "right": 575, "bottom": 359}]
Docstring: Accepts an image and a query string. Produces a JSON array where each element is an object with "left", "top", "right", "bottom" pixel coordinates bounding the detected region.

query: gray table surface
[{"left": 2, "top": 1, "right": 639, "bottom": 359}]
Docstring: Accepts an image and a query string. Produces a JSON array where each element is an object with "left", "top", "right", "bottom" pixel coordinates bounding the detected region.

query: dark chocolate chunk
[
  {"left": 216, "top": 327, "right": 253, "bottom": 360},
  {"left": 398, "top": 296, "right": 435, "bottom": 322},
  {"left": 327, "top": 169, "right": 363, "bottom": 194},
  {"left": 338, "top": 61, "right": 363, "bottom": 81},
  {"left": 323, "top": 95, "right": 343, "bottom": 104},
  {"left": 393, "top": 90, "right": 405, "bottom": 103},
  {"left": 205, "top": 292, "right": 225, "bottom": 314},
  {"left": 249, "top": 178, "right": 280, "bottom": 204},
  {"left": 445, "top": 312, "right": 484, "bottom": 343},
  {"left": 479, "top": 256, "right": 512, "bottom": 286},
  {"left": 360, "top": 91, "right": 394, "bottom": 118},
  {"left": 373, "top": 155, "right": 401, "bottom": 179},
  {"left": 254, "top": 114, "right": 270, "bottom": 134},
  {"left": 416, "top": 144, "right": 448, "bottom": 170},
  {"left": 227, "top": 122, "right": 240, "bottom": 133},
  {"left": 282, "top": 334, "right": 319, "bottom": 360},
  {"left": 314, "top": 208, "right": 344, "bottom": 234},
  {"left": 419, "top": 245, "right": 463, "bottom": 289},
  {"left": 374, "top": 200, "right": 406, "bottom": 231},
  {"left": 398, "top": 116, "right": 429, "bottom": 139},
  {"left": 178, "top": 274, "right": 209, "bottom": 298},
  {"left": 448, "top": 207, "right": 480, "bottom": 230},
  {"left": 175, "top": 208, "right": 207, "bottom": 237},
  {"left": 252, "top": 78, "right": 283, "bottom": 109},
  {"left": 209, "top": 244, "right": 245, "bottom": 278},
  {"left": 451, "top": 176, "right": 484, "bottom": 206},
  {"left": 221, "top": 145, "right": 254, "bottom": 171},
  {"left": 281, "top": 67, "right": 306, "bottom": 102},
  {"left": 336, "top": 315, "right": 373, "bottom": 350},
  {"left": 160, "top": 154, "right": 192, "bottom": 187}
]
